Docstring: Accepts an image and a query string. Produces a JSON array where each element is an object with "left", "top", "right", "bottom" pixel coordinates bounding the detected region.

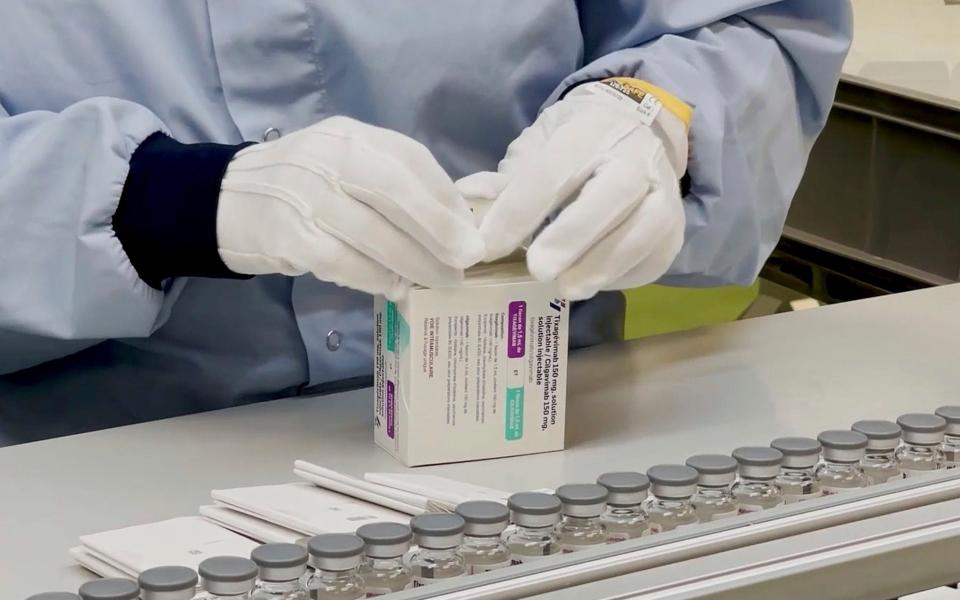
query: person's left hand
[{"left": 458, "top": 78, "right": 692, "bottom": 300}]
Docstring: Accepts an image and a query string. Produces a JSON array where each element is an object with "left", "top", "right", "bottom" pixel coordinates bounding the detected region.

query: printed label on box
[
  {"left": 505, "top": 387, "right": 524, "bottom": 441},
  {"left": 373, "top": 265, "right": 568, "bottom": 466},
  {"left": 386, "top": 380, "right": 395, "bottom": 439},
  {"left": 507, "top": 301, "right": 526, "bottom": 358}
]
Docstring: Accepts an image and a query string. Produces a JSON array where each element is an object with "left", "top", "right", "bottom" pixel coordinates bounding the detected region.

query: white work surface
[
  {"left": 845, "top": 0, "right": 960, "bottom": 106},
  {"left": 3, "top": 284, "right": 960, "bottom": 598}
]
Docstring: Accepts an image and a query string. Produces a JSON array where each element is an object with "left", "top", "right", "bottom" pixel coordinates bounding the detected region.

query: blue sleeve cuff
[{"left": 113, "top": 133, "right": 254, "bottom": 289}]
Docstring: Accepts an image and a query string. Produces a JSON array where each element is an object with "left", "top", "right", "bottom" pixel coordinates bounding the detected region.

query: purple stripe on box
[
  {"left": 386, "top": 380, "right": 395, "bottom": 439},
  {"left": 507, "top": 301, "right": 526, "bottom": 358}
]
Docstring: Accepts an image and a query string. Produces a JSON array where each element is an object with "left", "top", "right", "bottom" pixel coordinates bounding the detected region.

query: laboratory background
[{"left": 4, "top": 1, "right": 960, "bottom": 599}]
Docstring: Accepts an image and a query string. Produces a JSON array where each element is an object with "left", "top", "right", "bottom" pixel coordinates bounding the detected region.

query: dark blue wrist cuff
[{"left": 113, "top": 132, "right": 254, "bottom": 289}]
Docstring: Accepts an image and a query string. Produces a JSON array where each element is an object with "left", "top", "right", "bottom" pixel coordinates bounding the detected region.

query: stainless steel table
[{"left": 4, "top": 284, "right": 960, "bottom": 598}]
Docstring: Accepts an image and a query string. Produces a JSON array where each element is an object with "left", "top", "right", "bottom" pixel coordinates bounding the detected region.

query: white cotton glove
[
  {"left": 458, "top": 78, "right": 693, "bottom": 301},
  {"left": 216, "top": 116, "right": 484, "bottom": 300}
]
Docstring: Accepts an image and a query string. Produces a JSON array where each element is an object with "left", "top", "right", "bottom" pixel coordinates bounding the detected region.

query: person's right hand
[{"left": 216, "top": 117, "right": 484, "bottom": 299}]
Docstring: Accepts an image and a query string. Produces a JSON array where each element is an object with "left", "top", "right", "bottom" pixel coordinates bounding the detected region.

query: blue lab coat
[{"left": 0, "top": 1, "right": 852, "bottom": 443}]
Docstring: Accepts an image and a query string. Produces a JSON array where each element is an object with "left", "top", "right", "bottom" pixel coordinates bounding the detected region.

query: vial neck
[
  {"left": 561, "top": 515, "right": 600, "bottom": 526},
  {"left": 696, "top": 484, "right": 733, "bottom": 495},
  {"left": 415, "top": 547, "right": 458, "bottom": 560},
  {"left": 517, "top": 524, "right": 556, "bottom": 535},
  {"left": 779, "top": 466, "right": 815, "bottom": 476},
  {"left": 606, "top": 503, "right": 643, "bottom": 514},
  {"left": 944, "top": 433, "right": 960, "bottom": 447},
  {"left": 864, "top": 450, "right": 895, "bottom": 461},
  {"left": 364, "top": 556, "right": 404, "bottom": 570},
  {"left": 463, "top": 533, "right": 505, "bottom": 547},
  {"left": 822, "top": 459, "right": 860, "bottom": 472},
  {"left": 257, "top": 579, "right": 301, "bottom": 594},
  {"left": 651, "top": 496, "right": 691, "bottom": 509},
  {"left": 738, "top": 476, "right": 776, "bottom": 486},
  {"left": 319, "top": 568, "right": 358, "bottom": 583}
]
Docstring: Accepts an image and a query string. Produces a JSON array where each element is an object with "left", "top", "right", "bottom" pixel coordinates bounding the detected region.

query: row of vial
[{"left": 28, "top": 408, "right": 960, "bottom": 600}]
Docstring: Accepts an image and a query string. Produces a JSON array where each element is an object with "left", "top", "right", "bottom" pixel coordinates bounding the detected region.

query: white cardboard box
[{"left": 374, "top": 263, "right": 568, "bottom": 466}]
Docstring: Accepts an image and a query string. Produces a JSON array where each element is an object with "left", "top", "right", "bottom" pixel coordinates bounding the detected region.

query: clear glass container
[
  {"left": 460, "top": 534, "right": 511, "bottom": 573},
  {"left": 357, "top": 556, "right": 412, "bottom": 596},
  {"left": 253, "top": 579, "right": 307, "bottom": 600},
  {"left": 405, "top": 547, "right": 465, "bottom": 587},
  {"left": 303, "top": 569, "right": 364, "bottom": 600},
  {"left": 861, "top": 450, "right": 901, "bottom": 485},
  {"left": 503, "top": 524, "right": 560, "bottom": 563},
  {"left": 731, "top": 478, "right": 783, "bottom": 512},
  {"left": 942, "top": 433, "right": 960, "bottom": 469},
  {"left": 775, "top": 466, "right": 822, "bottom": 503},
  {"left": 556, "top": 515, "right": 607, "bottom": 552},
  {"left": 815, "top": 461, "right": 868, "bottom": 494},
  {"left": 690, "top": 485, "right": 740, "bottom": 521},
  {"left": 599, "top": 504, "right": 650, "bottom": 541},
  {"left": 934, "top": 408, "right": 960, "bottom": 468},
  {"left": 896, "top": 443, "right": 945, "bottom": 478},
  {"left": 645, "top": 497, "right": 698, "bottom": 532}
]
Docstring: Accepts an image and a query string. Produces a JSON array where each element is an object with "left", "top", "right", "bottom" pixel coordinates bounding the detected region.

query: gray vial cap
[
  {"left": 770, "top": 437, "right": 821, "bottom": 456},
  {"left": 937, "top": 406, "right": 960, "bottom": 434},
  {"left": 597, "top": 472, "right": 650, "bottom": 493},
  {"left": 410, "top": 513, "right": 466, "bottom": 537},
  {"left": 507, "top": 492, "right": 562, "bottom": 515},
  {"left": 26, "top": 594, "right": 81, "bottom": 600},
  {"left": 307, "top": 534, "right": 365, "bottom": 559},
  {"left": 138, "top": 566, "right": 199, "bottom": 592},
  {"left": 555, "top": 484, "right": 608, "bottom": 505},
  {"left": 251, "top": 543, "right": 308, "bottom": 568},
  {"left": 818, "top": 430, "right": 868, "bottom": 450},
  {"left": 455, "top": 500, "right": 509, "bottom": 524},
  {"left": 851, "top": 420, "right": 901, "bottom": 440},
  {"left": 898, "top": 413, "right": 947, "bottom": 432},
  {"left": 685, "top": 454, "right": 737, "bottom": 474},
  {"left": 356, "top": 522, "right": 413, "bottom": 545},
  {"left": 646, "top": 464, "right": 699, "bottom": 486},
  {"left": 732, "top": 447, "right": 783, "bottom": 466},
  {"left": 78, "top": 579, "right": 140, "bottom": 600},
  {"left": 198, "top": 556, "right": 258, "bottom": 582}
]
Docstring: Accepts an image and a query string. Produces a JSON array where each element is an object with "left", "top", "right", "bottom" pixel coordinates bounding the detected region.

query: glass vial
[
  {"left": 504, "top": 492, "right": 562, "bottom": 563},
  {"left": 815, "top": 430, "right": 869, "bottom": 494},
  {"left": 454, "top": 501, "right": 511, "bottom": 573},
  {"left": 852, "top": 419, "right": 902, "bottom": 484},
  {"left": 77, "top": 579, "right": 140, "bottom": 600},
  {"left": 770, "top": 437, "right": 823, "bottom": 503},
  {"left": 685, "top": 455, "right": 740, "bottom": 520},
  {"left": 27, "top": 594, "right": 81, "bottom": 600},
  {"left": 251, "top": 543, "right": 309, "bottom": 600},
  {"left": 406, "top": 513, "right": 467, "bottom": 587},
  {"left": 731, "top": 447, "right": 784, "bottom": 513},
  {"left": 197, "top": 556, "right": 258, "bottom": 600},
  {"left": 644, "top": 464, "right": 699, "bottom": 532},
  {"left": 304, "top": 534, "right": 366, "bottom": 600},
  {"left": 356, "top": 522, "right": 413, "bottom": 595},
  {"left": 935, "top": 406, "right": 960, "bottom": 468},
  {"left": 596, "top": 471, "right": 651, "bottom": 541},
  {"left": 896, "top": 413, "right": 947, "bottom": 478},
  {"left": 555, "top": 484, "right": 609, "bottom": 552},
  {"left": 139, "top": 566, "right": 199, "bottom": 600}
]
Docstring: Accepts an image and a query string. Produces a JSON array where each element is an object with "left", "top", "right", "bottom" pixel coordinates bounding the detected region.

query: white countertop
[
  {"left": 3, "top": 284, "right": 960, "bottom": 598},
  {"left": 844, "top": 0, "right": 960, "bottom": 106}
]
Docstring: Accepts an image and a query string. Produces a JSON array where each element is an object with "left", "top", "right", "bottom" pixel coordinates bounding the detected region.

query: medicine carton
[{"left": 373, "top": 263, "right": 569, "bottom": 466}]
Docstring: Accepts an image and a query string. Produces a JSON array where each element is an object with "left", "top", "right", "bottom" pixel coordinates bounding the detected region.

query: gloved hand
[
  {"left": 458, "top": 78, "right": 692, "bottom": 300},
  {"left": 216, "top": 116, "right": 484, "bottom": 300}
]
